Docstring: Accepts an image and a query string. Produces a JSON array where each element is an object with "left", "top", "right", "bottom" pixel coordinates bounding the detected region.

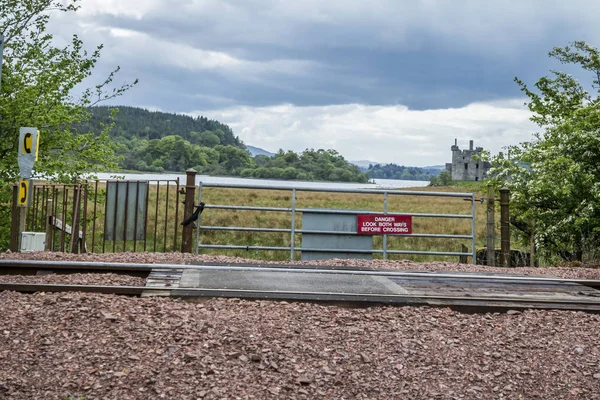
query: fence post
[
  {"left": 10, "top": 184, "right": 19, "bottom": 252},
  {"left": 181, "top": 168, "right": 197, "bottom": 253},
  {"left": 486, "top": 185, "right": 495, "bottom": 266},
  {"left": 459, "top": 244, "right": 468, "bottom": 264},
  {"left": 81, "top": 184, "right": 88, "bottom": 253},
  {"left": 383, "top": 192, "right": 388, "bottom": 260},
  {"left": 45, "top": 199, "right": 54, "bottom": 251},
  {"left": 530, "top": 230, "right": 535, "bottom": 267},
  {"left": 290, "top": 188, "right": 296, "bottom": 261},
  {"left": 499, "top": 187, "right": 510, "bottom": 267},
  {"left": 70, "top": 185, "right": 81, "bottom": 254}
]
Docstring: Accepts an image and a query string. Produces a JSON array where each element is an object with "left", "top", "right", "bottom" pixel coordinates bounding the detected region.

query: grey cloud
[
  {"left": 75, "top": 0, "right": 600, "bottom": 56},
  {"left": 48, "top": 0, "right": 600, "bottom": 112}
]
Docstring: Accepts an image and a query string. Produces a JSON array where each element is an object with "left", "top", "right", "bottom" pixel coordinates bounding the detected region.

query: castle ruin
[{"left": 445, "top": 139, "right": 490, "bottom": 181}]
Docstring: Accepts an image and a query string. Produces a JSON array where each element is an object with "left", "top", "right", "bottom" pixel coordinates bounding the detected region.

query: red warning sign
[{"left": 357, "top": 214, "right": 412, "bottom": 235}]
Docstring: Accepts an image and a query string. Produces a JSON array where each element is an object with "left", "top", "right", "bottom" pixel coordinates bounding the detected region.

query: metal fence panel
[
  {"left": 301, "top": 210, "right": 372, "bottom": 260},
  {"left": 104, "top": 181, "right": 148, "bottom": 241}
]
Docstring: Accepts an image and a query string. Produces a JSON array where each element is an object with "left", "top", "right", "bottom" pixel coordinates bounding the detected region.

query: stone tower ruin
[{"left": 445, "top": 139, "right": 490, "bottom": 181}]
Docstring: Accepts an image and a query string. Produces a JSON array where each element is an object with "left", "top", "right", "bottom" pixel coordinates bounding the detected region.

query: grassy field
[{"left": 30, "top": 180, "right": 494, "bottom": 262}]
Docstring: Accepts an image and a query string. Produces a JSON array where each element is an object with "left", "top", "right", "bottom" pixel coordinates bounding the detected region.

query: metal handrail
[
  {"left": 195, "top": 182, "right": 473, "bottom": 197},
  {"left": 198, "top": 225, "right": 473, "bottom": 239}
]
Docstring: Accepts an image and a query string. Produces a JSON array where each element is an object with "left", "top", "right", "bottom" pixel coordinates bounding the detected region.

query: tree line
[{"left": 365, "top": 163, "right": 440, "bottom": 181}]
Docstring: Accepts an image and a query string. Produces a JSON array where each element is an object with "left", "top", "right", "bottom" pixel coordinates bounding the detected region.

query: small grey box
[
  {"left": 20, "top": 232, "right": 46, "bottom": 252},
  {"left": 301, "top": 210, "right": 372, "bottom": 261}
]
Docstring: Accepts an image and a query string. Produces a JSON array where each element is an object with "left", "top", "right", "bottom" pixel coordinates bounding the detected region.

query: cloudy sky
[{"left": 50, "top": 0, "right": 598, "bottom": 166}]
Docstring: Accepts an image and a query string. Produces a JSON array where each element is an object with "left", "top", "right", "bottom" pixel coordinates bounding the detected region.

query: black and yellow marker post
[{"left": 16, "top": 127, "right": 40, "bottom": 250}]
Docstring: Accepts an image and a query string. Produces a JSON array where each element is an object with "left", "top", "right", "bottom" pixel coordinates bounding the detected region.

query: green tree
[
  {"left": 254, "top": 154, "right": 271, "bottom": 167},
  {"left": 0, "top": 0, "right": 137, "bottom": 249},
  {"left": 429, "top": 170, "right": 452, "bottom": 187},
  {"left": 1, "top": 1, "right": 137, "bottom": 180},
  {"left": 282, "top": 167, "right": 297, "bottom": 180},
  {"left": 487, "top": 41, "right": 600, "bottom": 263},
  {"left": 197, "top": 130, "right": 221, "bottom": 147},
  {"left": 367, "top": 163, "right": 434, "bottom": 181},
  {"left": 212, "top": 145, "right": 254, "bottom": 175},
  {"left": 438, "top": 170, "right": 452, "bottom": 186}
]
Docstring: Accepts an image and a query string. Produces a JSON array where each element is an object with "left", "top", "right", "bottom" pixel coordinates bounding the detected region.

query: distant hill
[
  {"left": 424, "top": 165, "right": 446, "bottom": 171},
  {"left": 348, "top": 161, "right": 443, "bottom": 179},
  {"left": 421, "top": 166, "right": 444, "bottom": 176},
  {"left": 246, "top": 145, "right": 275, "bottom": 157},
  {"left": 350, "top": 160, "right": 377, "bottom": 170},
  {"left": 81, "top": 105, "right": 243, "bottom": 148},
  {"left": 366, "top": 163, "right": 440, "bottom": 181}
]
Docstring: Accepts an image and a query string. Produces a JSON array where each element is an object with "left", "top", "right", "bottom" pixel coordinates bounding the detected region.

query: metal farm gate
[
  {"left": 194, "top": 182, "right": 478, "bottom": 263},
  {"left": 10, "top": 179, "right": 182, "bottom": 253}
]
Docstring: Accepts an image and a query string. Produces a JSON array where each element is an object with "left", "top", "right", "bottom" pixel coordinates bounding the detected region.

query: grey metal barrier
[{"left": 194, "top": 183, "right": 476, "bottom": 263}]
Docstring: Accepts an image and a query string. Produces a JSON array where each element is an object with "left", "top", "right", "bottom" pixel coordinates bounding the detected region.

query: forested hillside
[
  {"left": 79, "top": 106, "right": 368, "bottom": 182},
  {"left": 81, "top": 106, "right": 242, "bottom": 145},
  {"left": 366, "top": 163, "right": 439, "bottom": 181}
]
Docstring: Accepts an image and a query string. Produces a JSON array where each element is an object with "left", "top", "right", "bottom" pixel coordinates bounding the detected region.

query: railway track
[{"left": 2, "top": 259, "right": 600, "bottom": 311}]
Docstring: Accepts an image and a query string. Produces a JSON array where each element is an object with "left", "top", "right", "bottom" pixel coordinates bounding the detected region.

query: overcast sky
[{"left": 50, "top": 0, "right": 599, "bottom": 166}]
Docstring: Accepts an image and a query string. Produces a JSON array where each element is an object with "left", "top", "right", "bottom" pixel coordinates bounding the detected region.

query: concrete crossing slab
[{"left": 179, "top": 269, "right": 409, "bottom": 295}]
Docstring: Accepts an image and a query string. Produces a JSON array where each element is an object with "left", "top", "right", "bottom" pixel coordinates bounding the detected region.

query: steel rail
[
  {"left": 2, "top": 259, "right": 600, "bottom": 287},
  {"left": 0, "top": 283, "right": 145, "bottom": 295},
  {"left": 171, "top": 287, "right": 600, "bottom": 309},
  {"left": 2, "top": 283, "right": 600, "bottom": 310}
]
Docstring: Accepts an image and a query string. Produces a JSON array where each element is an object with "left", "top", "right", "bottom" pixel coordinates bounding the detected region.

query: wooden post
[
  {"left": 81, "top": 184, "right": 88, "bottom": 253},
  {"left": 69, "top": 185, "right": 81, "bottom": 254},
  {"left": 530, "top": 230, "right": 535, "bottom": 267},
  {"left": 486, "top": 185, "right": 495, "bottom": 266},
  {"left": 499, "top": 187, "right": 510, "bottom": 267},
  {"left": 10, "top": 184, "right": 19, "bottom": 252},
  {"left": 45, "top": 199, "right": 53, "bottom": 251},
  {"left": 181, "top": 168, "right": 197, "bottom": 253},
  {"left": 459, "top": 244, "right": 469, "bottom": 264}
]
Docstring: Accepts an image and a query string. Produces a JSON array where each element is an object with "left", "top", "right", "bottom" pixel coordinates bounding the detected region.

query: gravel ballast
[
  {"left": 2, "top": 252, "right": 600, "bottom": 399},
  {"left": 1, "top": 292, "right": 600, "bottom": 399}
]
